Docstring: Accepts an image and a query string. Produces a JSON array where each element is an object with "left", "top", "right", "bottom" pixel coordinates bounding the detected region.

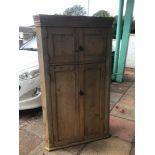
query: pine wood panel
[
  {"left": 50, "top": 65, "right": 82, "bottom": 146},
  {"left": 84, "top": 64, "right": 102, "bottom": 138},
  {"left": 78, "top": 63, "right": 106, "bottom": 140},
  {"left": 47, "top": 28, "right": 77, "bottom": 64},
  {"left": 80, "top": 29, "right": 107, "bottom": 56}
]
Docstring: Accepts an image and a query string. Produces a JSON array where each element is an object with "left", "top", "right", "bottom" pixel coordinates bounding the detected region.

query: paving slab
[
  {"left": 129, "top": 143, "right": 135, "bottom": 155},
  {"left": 25, "top": 109, "right": 42, "bottom": 123},
  {"left": 110, "top": 92, "right": 122, "bottom": 103},
  {"left": 131, "top": 83, "right": 135, "bottom": 88},
  {"left": 19, "top": 129, "right": 42, "bottom": 155},
  {"left": 24, "top": 116, "right": 44, "bottom": 139},
  {"left": 80, "top": 137, "right": 131, "bottom": 155},
  {"left": 120, "top": 94, "right": 134, "bottom": 106},
  {"left": 110, "top": 116, "right": 135, "bottom": 142},
  {"left": 19, "top": 119, "right": 30, "bottom": 129},
  {"left": 112, "top": 81, "right": 132, "bottom": 87},
  {"left": 110, "top": 101, "right": 116, "bottom": 111},
  {"left": 111, "top": 103, "right": 135, "bottom": 121},
  {"left": 125, "top": 87, "right": 135, "bottom": 97},
  {"left": 28, "top": 142, "right": 73, "bottom": 155},
  {"left": 64, "top": 143, "right": 85, "bottom": 154},
  {"left": 19, "top": 108, "right": 42, "bottom": 126},
  {"left": 110, "top": 83, "right": 129, "bottom": 94}
]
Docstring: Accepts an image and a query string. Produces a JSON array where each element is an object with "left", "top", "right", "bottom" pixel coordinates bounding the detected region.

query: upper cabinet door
[
  {"left": 45, "top": 27, "right": 110, "bottom": 65},
  {"left": 47, "top": 28, "right": 78, "bottom": 64},
  {"left": 78, "top": 28, "right": 109, "bottom": 63}
]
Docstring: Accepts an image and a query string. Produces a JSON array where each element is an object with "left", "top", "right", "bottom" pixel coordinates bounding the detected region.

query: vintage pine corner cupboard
[{"left": 33, "top": 15, "right": 114, "bottom": 151}]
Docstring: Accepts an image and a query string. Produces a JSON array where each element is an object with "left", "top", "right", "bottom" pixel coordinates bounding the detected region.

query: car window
[{"left": 20, "top": 37, "right": 37, "bottom": 51}]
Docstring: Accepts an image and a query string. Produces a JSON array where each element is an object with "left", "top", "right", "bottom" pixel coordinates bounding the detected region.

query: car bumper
[
  {"left": 19, "top": 92, "right": 41, "bottom": 110},
  {"left": 19, "top": 76, "right": 41, "bottom": 110}
]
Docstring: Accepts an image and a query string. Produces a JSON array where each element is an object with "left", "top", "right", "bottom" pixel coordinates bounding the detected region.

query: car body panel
[{"left": 19, "top": 37, "right": 41, "bottom": 110}]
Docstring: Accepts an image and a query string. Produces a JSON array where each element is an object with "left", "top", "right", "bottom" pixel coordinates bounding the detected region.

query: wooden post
[
  {"left": 112, "top": 0, "right": 124, "bottom": 80},
  {"left": 116, "top": 0, "right": 134, "bottom": 82}
]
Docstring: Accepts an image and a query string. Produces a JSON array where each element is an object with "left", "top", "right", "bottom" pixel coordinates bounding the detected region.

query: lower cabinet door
[
  {"left": 49, "top": 63, "right": 107, "bottom": 147},
  {"left": 50, "top": 65, "right": 83, "bottom": 146},
  {"left": 79, "top": 63, "right": 106, "bottom": 140}
]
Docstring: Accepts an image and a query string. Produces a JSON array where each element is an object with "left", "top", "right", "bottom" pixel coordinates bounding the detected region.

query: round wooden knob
[
  {"left": 79, "top": 46, "right": 84, "bottom": 51},
  {"left": 79, "top": 90, "right": 84, "bottom": 96}
]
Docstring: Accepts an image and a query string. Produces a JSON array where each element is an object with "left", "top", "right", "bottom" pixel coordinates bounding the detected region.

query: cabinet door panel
[
  {"left": 50, "top": 65, "right": 82, "bottom": 145},
  {"left": 78, "top": 28, "right": 108, "bottom": 63},
  {"left": 79, "top": 63, "right": 105, "bottom": 139},
  {"left": 47, "top": 28, "right": 77, "bottom": 64},
  {"left": 84, "top": 34, "right": 106, "bottom": 56}
]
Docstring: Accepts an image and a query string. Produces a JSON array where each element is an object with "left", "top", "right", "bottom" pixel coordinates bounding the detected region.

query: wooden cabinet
[{"left": 34, "top": 15, "right": 113, "bottom": 151}]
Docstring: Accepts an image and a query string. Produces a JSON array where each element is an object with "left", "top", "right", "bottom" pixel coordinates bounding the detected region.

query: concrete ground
[{"left": 19, "top": 68, "right": 135, "bottom": 155}]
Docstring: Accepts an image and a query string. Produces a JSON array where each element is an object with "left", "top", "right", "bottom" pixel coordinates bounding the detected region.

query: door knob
[
  {"left": 79, "top": 46, "right": 84, "bottom": 51},
  {"left": 79, "top": 90, "right": 84, "bottom": 96}
]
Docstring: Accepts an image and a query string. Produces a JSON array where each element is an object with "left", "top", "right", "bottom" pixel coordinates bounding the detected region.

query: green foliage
[
  {"left": 53, "top": 13, "right": 62, "bottom": 15},
  {"left": 93, "top": 10, "right": 111, "bottom": 17},
  {"left": 63, "top": 5, "right": 87, "bottom": 16}
]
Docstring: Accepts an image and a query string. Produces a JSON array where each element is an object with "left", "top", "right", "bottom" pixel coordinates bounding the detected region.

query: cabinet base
[{"left": 44, "top": 134, "right": 111, "bottom": 152}]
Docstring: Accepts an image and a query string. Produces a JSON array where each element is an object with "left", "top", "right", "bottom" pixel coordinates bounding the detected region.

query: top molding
[{"left": 33, "top": 14, "right": 114, "bottom": 28}]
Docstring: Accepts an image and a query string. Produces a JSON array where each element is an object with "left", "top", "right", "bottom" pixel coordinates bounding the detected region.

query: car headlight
[{"left": 19, "top": 69, "right": 40, "bottom": 80}]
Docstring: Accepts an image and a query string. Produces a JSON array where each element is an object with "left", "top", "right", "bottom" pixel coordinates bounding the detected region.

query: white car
[{"left": 19, "top": 37, "right": 41, "bottom": 110}]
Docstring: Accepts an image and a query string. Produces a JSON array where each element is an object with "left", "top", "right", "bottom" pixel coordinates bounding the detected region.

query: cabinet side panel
[
  {"left": 35, "top": 27, "right": 54, "bottom": 149},
  {"left": 104, "top": 30, "right": 112, "bottom": 136}
]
